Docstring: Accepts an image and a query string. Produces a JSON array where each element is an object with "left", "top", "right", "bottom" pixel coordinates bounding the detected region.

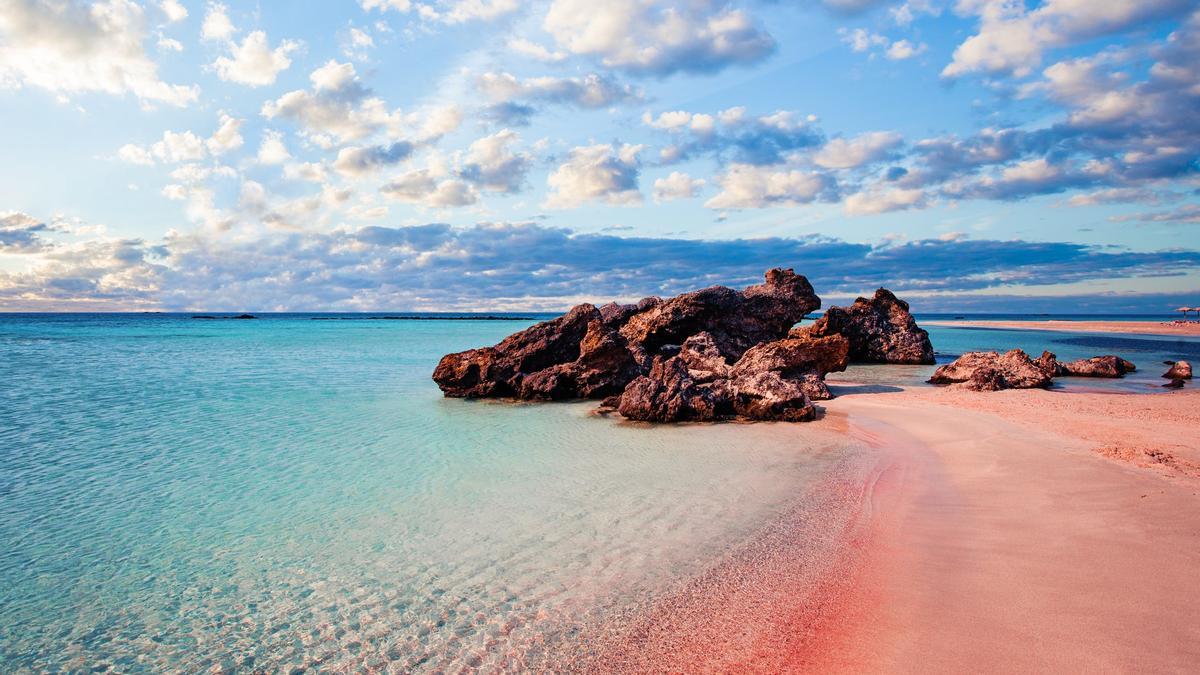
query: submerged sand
[
  {"left": 925, "top": 319, "right": 1200, "bottom": 337},
  {"left": 567, "top": 387, "right": 1200, "bottom": 672}
]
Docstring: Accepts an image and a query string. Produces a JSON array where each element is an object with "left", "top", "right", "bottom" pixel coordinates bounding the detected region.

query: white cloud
[
  {"left": 257, "top": 130, "right": 291, "bottom": 165},
  {"left": 460, "top": 129, "right": 531, "bottom": 193},
  {"left": 839, "top": 27, "right": 887, "bottom": 52},
  {"left": 206, "top": 113, "right": 244, "bottom": 154},
  {"left": 653, "top": 171, "right": 705, "bottom": 202},
  {"left": 943, "top": 0, "right": 1192, "bottom": 78},
  {"left": 478, "top": 71, "right": 640, "bottom": 109},
  {"left": 705, "top": 164, "right": 833, "bottom": 209},
  {"left": 361, "top": 0, "right": 413, "bottom": 11},
  {"left": 200, "top": 2, "right": 235, "bottom": 41},
  {"left": 886, "top": 39, "right": 927, "bottom": 60},
  {"left": 545, "top": 143, "right": 642, "bottom": 208},
  {"left": 844, "top": 186, "right": 926, "bottom": 215},
  {"left": 0, "top": 0, "right": 198, "bottom": 106},
  {"left": 157, "top": 36, "right": 184, "bottom": 52},
  {"left": 117, "top": 143, "right": 155, "bottom": 166},
  {"left": 160, "top": 0, "right": 188, "bottom": 23},
  {"left": 542, "top": 0, "right": 775, "bottom": 75},
  {"left": 381, "top": 169, "right": 479, "bottom": 207},
  {"left": 508, "top": 37, "right": 568, "bottom": 63},
  {"left": 813, "top": 131, "right": 903, "bottom": 169},
  {"left": 212, "top": 30, "right": 300, "bottom": 86}
]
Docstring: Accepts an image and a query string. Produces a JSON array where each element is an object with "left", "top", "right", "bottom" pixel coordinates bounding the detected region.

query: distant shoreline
[{"left": 925, "top": 319, "right": 1200, "bottom": 337}]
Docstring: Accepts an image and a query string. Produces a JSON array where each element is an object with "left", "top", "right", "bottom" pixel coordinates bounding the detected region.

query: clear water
[
  {"left": 1, "top": 314, "right": 1195, "bottom": 672},
  {"left": 0, "top": 314, "right": 859, "bottom": 673}
]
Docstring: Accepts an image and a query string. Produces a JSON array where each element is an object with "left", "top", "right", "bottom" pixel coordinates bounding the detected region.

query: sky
[{"left": 0, "top": 0, "right": 1198, "bottom": 312}]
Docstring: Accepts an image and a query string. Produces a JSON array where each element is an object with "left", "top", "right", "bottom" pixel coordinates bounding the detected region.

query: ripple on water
[{"left": 0, "top": 315, "right": 860, "bottom": 672}]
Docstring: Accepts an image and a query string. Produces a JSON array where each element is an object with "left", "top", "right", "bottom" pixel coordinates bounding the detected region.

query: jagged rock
[
  {"left": 678, "top": 332, "right": 732, "bottom": 382},
  {"left": 732, "top": 334, "right": 849, "bottom": 400},
  {"left": 433, "top": 268, "right": 822, "bottom": 407},
  {"left": 433, "top": 303, "right": 599, "bottom": 398},
  {"left": 1162, "top": 360, "right": 1192, "bottom": 379},
  {"left": 1034, "top": 351, "right": 1066, "bottom": 377},
  {"left": 803, "top": 288, "right": 934, "bottom": 365},
  {"left": 730, "top": 371, "right": 815, "bottom": 422},
  {"left": 618, "top": 268, "right": 820, "bottom": 364},
  {"left": 928, "top": 349, "right": 1053, "bottom": 391},
  {"left": 1060, "top": 355, "right": 1137, "bottom": 378},
  {"left": 616, "top": 357, "right": 728, "bottom": 422}
]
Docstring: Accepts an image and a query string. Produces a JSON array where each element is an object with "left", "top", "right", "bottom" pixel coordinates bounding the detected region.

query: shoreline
[
  {"left": 815, "top": 386, "right": 1200, "bottom": 671},
  {"left": 925, "top": 319, "right": 1200, "bottom": 337},
  {"left": 567, "top": 386, "right": 1200, "bottom": 671}
]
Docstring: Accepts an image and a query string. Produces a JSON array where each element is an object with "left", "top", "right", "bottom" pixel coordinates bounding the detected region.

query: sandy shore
[
  {"left": 567, "top": 386, "right": 1200, "bottom": 672},
  {"left": 814, "top": 386, "right": 1200, "bottom": 672},
  {"left": 925, "top": 319, "right": 1200, "bottom": 337}
]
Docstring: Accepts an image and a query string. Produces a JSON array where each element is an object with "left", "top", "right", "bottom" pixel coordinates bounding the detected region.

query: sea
[{"left": 1, "top": 312, "right": 1197, "bottom": 672}]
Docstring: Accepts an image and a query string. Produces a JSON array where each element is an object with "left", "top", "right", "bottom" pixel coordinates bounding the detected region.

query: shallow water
[{"left": 0, "top": 314, "right": 857, "bottom": 672}]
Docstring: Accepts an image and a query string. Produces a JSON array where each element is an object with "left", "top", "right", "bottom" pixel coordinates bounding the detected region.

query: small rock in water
[
  {"left": 928, "top": 349, "right": 1052, "bottom": 391},
  {"left": 1059, "top": 355, "right": 1136, "bottom": 378},
  {"left": 1163, "top": 379, "right": 1185, "bottom": 389},
  {"left": 1162, "top": 360, "right": 1192, "bottom": 380}
]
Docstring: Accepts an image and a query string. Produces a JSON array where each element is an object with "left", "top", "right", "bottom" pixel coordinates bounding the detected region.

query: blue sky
[{"left": 0, "top": 0, "right": 1198, "bottom": 311}]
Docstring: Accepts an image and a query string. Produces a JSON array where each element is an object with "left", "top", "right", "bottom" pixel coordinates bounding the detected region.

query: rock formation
[
  {"left": 1059, "top": 355, "right": 1137, "bottom": 378},
  {"left": 1162, "top": 360, "right": 1192, "bottom": 380},
  {"left": 928, "top": 349, "right": 1053, "bottom": 391},
  {"left": 434, "top": 269, "right": 839, "bottom": 421},
  {"left": 802, "top": 288, "right": 934, "bottom": 364}
]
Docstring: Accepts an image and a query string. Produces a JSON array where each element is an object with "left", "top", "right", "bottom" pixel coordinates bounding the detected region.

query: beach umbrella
[{"left": 1177, "top": 307, "right": 1192, "bottom": 321}]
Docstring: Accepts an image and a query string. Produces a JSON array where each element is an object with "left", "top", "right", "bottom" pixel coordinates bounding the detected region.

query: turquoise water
[
  {"left": 0, "top": 314, "right": 858, "bottom": 672},
  {"left": 1, "top": 314, "right": 1196, "bottom": 672}
]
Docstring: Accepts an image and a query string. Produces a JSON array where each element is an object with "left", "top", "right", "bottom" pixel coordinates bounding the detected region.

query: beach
[
  {"left": 556, "top": 386, "right": 1200, "bottom": 672},
  {"left": 925, "top": 319, "right": 1200, "bottom": 337},
  {"left": 819, "top": 386, "right": 1200, "bottom": 672}
]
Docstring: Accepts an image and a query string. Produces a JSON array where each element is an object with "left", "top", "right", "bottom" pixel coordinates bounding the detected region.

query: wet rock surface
[
  {"left": 1060, "top": 355, "right": 1137, "bottom": 378},
  {"left": 802, "top": 288, "right": 934, "bottom": 365}
]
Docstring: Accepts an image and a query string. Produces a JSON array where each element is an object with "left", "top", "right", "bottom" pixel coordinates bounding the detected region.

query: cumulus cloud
[
  {"left": 381, "top": 170, "right": 478, "bottom": 208},
  {"left": 545, "top": 143, "right": 643, "bottom": 208},
  {"left": 212, "top": 30, "right": 300, "bottom": 86},
  {"left": 206, "top": 113, "right": 245, "bottom": 154},
  {"left": 333, "top": 142, "right": 415, "bottom": 177},
  {"left": 838, "top": 27, "right": 925, "bottom": 60},
  {"left": 652, "top": 171, "right": 705, "bottom": 201},
  {"left": 257, "top": 130, "right": 291, "bottom": 165},
  {"left": 262, "top": 60, "right": 459, "bottom": 145},
  {"left": 646, "top": 107, "right": 823, "bottom": 165},
  {"left": 943, "top": 0, "right": 1193, "bottom": 78},
  {"left": 159, "top": 0, "right": 187, "bottom": 23},
  {"left": 0, "top": 211, "right": 56, "bottom": 253},
  {"left": 542, "top": 0, "right": 775, "bottom": 75},
  {"left": 459, "top": 129, "right": 532, "bottom": 193},
  {"left": 201, "top": 2, "right": 235, "bottom": 41},
  {"left": 813, "top": 131, "right": 903, "bottom": 169},
  {"left": 3, "top": 218, "right": 1198, "bottom": 311},
  {"left": 0, "top": 0, "right": 199, "bottom": 106},
  {"left": 705, "top": 164, "right": 836, "bottom": 209},
  {"left": 843, "top": 186, "right": 927, "bottom": 215},
  {"left": 508, "top": 37, "right": 567, "bottom": 63},
  {"left": 478, "top": 71, "right": 641, "bottom": 110}
]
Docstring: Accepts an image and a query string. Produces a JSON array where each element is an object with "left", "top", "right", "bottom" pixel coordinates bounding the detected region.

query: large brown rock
[
  {"left": 619, "top": 268, "right": 820, "bottom": 364},
  {"left": 616, "top": 356, "right": 728, "bottom": 422},
  {"left": 730, "top": 371, "right": 815, "bottom": 422},
  {"left": 433, "top": 268, "right": 822, "bottom": 407},
  {"left": 1060, "top": 355, "right": 1137, "bottom": 378},
  {"left": 803, "top": 288, "right": 934, "bottom": 365},
  {"left": 732, "top": 333, "right": 849, "bottom": 400},
  {"left": 928, "top": 349, "right": 1053, "bottom": 391},
  {"left": 1163, "top": 361, "right": 1192, "bottom": 379},
  {"left": 433, "top": 303, "right": 600, "bottom": 397}
]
